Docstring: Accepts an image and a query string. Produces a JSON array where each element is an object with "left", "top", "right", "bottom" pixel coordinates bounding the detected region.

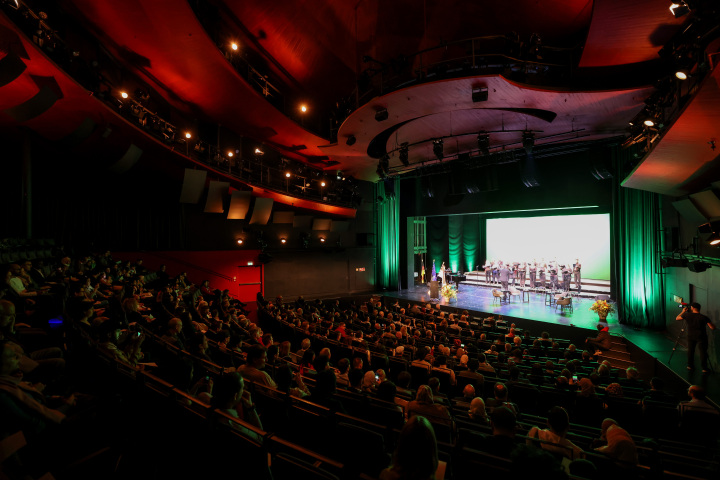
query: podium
[{"left": 429, "top": 281, "right": 439, "bottom": 299}]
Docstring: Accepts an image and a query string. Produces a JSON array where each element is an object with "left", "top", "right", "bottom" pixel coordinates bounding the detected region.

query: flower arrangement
[
  {"left": 441, "top": 284, "right": 457, "bottom": 300},
  {"left": 590, "top": 299, "right": 615, "bottom": 316}
]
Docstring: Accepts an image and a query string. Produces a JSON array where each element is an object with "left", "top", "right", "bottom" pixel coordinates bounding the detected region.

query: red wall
[{"left": 114, "top": 250, "right": 263, "bottom": 302}]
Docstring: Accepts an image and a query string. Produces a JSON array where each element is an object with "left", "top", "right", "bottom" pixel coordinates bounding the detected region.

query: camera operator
[{"left": 675, "top": 303, "right": 716, "bottom": 373}]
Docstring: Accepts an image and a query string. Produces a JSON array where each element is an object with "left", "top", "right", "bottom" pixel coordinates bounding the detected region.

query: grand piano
[{"left": 448, "top": 271, "right": 467, "bottom": 291}]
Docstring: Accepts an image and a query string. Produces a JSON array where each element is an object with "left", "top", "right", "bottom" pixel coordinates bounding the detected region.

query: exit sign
[{"left": 356, "top": 267, "right": 365, "bottom": 272}]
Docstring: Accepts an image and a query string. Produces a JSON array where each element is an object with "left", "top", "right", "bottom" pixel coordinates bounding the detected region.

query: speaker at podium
[{"left": 429, "top": 281, "right": 439, "bottom": 298}]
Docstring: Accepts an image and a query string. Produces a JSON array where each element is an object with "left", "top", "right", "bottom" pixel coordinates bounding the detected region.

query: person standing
[
  {"left": 562, "top": 264, "right": 572, "bottom": 293},
  {"left": 440, "top": 262, "right": 446, "bottom": 286},
  {"left": 676, "top": 303, "right": 716, "bottom": 373},
  {"left": 529, "top": 261, "right": 537, "bottom": 288},
  {"left": 518, "top": 262, "right": 527, "bottom": 288},
  {"left": 498, "top": 264, "right": 510, "bottom": 292},
  {"left": 484, "top": 260, "right": 492, "bottom": 284},
  {"left": 573, "top": 259, "right": 582, "bottom": 293}
]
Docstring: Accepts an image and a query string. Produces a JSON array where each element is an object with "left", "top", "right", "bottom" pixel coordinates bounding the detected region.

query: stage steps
[{"left": 599, "top": 336, "right": 635, "bottom": 370}]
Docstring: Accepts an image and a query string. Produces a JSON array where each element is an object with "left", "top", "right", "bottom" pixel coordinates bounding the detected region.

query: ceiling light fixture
[
  {"left": 399, "top": 143, "right": 409, "bottom": 166},
  {"left": 675, "top": 69, "right": 689, "bottom": 80},
  {"left": 285, "top": 172, "right": 291, "bottom": 178},
  {"left": 643, "top": 119, "right": 655, "bottom": 127},
  {"left": 120, "top": 91, "right": 128, "bottom": 99},
  {"left": 231, "top": 42, "right": 239, "bottom": 51},
  {"left": 708, "top": 233, "right": 720, "bottom": 246},
  {"left": 280, "top": 238, "right": 287, "bottom": 244},
  {"left": 300, "top": 104, "right": 307, "bottom": 113},
  {"left": 669, "top": 2, "right": 690, "bottom": 18},
  {"left": 185, "top": 132, "right": 191, "bottom": 139},
  {"left": 227, "top": 151, "right": 234, "bottom": 157},
  {"left": 432, "top": 139, "right": 444, "bottom": 160},
  {"left": 375, "top": 108, "right": 388, "bottom": 122},
  {"left": 237, "top": 238, "right": 244, "bottom": 245},
  {"left": 346, "top": 135, "right": 356, "bottom": 146},
  {"left": 477, "top": 133, "right": 490, "bottom": 156}
]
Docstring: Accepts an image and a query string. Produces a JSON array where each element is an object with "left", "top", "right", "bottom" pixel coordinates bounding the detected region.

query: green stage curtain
[
  {"left": 428, "top": 216, "right": 449, "bottom": 278},
  {"left": 463, "top": 215, "right": 480, "bottom": 272},
  {"left": 448, "top": 216, "right": 463, "bottom": 273},
  {"left": 377, "top": 180, "right": 399, "bottom": 290},
  {"left": 613, "top": 186, "right": 665, "bottom": 328}
]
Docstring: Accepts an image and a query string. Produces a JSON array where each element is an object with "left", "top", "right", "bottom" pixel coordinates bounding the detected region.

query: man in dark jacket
[{"left": 585, "top": 323, "right": 611, "bottom": 353}]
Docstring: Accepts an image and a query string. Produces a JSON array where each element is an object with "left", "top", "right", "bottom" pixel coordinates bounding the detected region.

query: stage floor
[{"left": 380, "top": 283, "right": 720, "bottom": 407}]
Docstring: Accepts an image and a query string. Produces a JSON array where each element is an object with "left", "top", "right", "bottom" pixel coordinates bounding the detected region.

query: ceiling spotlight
[
  {"left": 336, "top": 170, "right": 343, "bottom": 180},
  {"left": 346, "top": 135, "right": 356, "bottom": 146},
  {"left": 227, "top": 151, "right": 234, "bottom": 157},
  {"left": 300, "top": 104, "right": 307, "bottom": 113},
  {"left": 321, "top": 181, "right": 326, "bottom": 187},
  {"left": 522, "top": 131, "right": 535, "bottom": 155},
  {"left": 280, "top": 238, "right": 287, "bottom": 244},
  {"left": 185, "top": 132, "right": 192, "bottom": 139},
  {"left": 231, "top": 42, "right": 239, "bottom": 51},
  {"left": 320, "top": 237, "right": 326, "bottom": 243},
  {"left": 237, "top": 238, "right": 244, "bottom": 245},
  {"left": 709, "top": 233, "right": 720, "bottom": 246},
  {"left": 375, "top": 108, "right": 389, "bottom": 122},
  {"left": 285, "top": 172, "right": 291, "bottom": 178},
  {"left": 254, "top": 148, "right": 264, "bottom": 155},
  {"left": 477, "top": 133, "right": 490, "bottom": 156},
  {"left": 675, "top": 70, "right": 688, "bottom": 80},
  {"left": 432, "top": 139, "right": 444, "bottom": 160},
  {"left": 669, "top": 2, "right": 690, "bottom": 18},
  {"left": 472, "top": 86, "right": 489, "bottom": 103},
  {"left": 399, "top": 143, "right": 409, "bottom": 166},
  {"left": 643, "top": 119, "right": 655, "bottom": 127},
  {"left": 120, "top": 91, "right": 128, "bottom": 99}
]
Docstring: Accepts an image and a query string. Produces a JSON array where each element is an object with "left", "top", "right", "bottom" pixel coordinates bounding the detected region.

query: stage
[{"left": 379, "top": 283, "right": 720, "bottom": 407}]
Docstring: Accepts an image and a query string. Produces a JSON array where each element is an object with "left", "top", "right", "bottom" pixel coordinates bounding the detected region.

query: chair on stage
[
  {"left": 492, "top": 289, "right": 503, "bottom": 305},
  {"left": 555, "top": 296, "right": 573, "bottom": 313},
  {"left": 508, "top": 287, "right": 522, "bottom": 303}
]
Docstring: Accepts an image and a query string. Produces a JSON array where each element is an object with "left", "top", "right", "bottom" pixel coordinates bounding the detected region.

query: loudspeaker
[
  {"left": 204, "top": 181, "right": 229, "bottom": 213},
  {"left": 179, "top": 169, "right": 207, "bottom": 204}
]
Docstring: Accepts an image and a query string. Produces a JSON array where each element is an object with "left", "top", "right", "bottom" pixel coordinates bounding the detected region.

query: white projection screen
[{"left": 485, "top": 214, "right": 610, "bottom": 280}]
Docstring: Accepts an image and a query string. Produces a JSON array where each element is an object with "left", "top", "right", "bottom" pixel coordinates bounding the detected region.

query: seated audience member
[
  {"left": 527, "top": 406, "right": 584, "bottom": 460},
  {"left": 476, "top": 353, "right": 496, "bottom": 374},
  {"left": 454, "top": 384, "right": 476, "bottom": 405},
  {"left": 348, "top": 368, "right": 365, "bottom": 394},
  {"left": 299, "top": 348, "right": 316, "bottom": 372},
  {"left": 481, "top": 405, "right": 519, "bottom": 457},
  {"left": 640, "top": 377, "right": 676, "bottom": 406},
  {"left": 411, "top": 346, "right": 433, "bottom": 372},
  {"left": 427, "top": 377, "right": 448, "bottom": 405},
  {"left": 308, "top": 369, "right": 346, "bottom": 413},
  {"left": 396, "top": 371, "right": 414, "bottom": 397},
  {"left": 211, "top": 372, "right": 262, "bottom": 431},
  {"left": 485, "top": 382, "right": 518, "bottom": 415},
  {"left": 406, "top": 385, "right": 452, "bottom": 425},
  {"left": 296, "top": 338, "right": 311, "bottom": 358},
  {"left": 274, "top": 364, "right": 310, "bottom": 398},
  {"left": 468, "top": 397, "right": 489, "bottom": 425},
  {"left": 238, "top": 344, "right": 277, "bottom": 388},
  {"left": 595, "top": 423, "right": 638, "bottom": 467},
  {"left": 362, "top": 370, "right": 377, "bottom": 393},
  {"left": 380, "top": 415, "right": 439, "bottom": 480},
  {"left": 431, "top": 355, "right": 456, "bottom": 386},
  {"left": 0, "top": 340, "right": 70, "bottom": 437},
  {"left": 161, "top": 317, "right": 186, "bottom": 350},
  {"left": 335, "top": 357, "right": 350, "bottom": 386},
  {"left": 98, "top": 321, "right": 144, "bottom": 366},
  {"left": 678, "top": 385, "right": 719, "bottom": 416}
]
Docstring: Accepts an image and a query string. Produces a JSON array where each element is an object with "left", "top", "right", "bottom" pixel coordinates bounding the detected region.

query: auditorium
[{"left": 1, "top": 1, "right": 719, "bottom": 479}]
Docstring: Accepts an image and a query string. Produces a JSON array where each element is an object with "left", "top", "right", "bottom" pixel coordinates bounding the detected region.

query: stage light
[
  {"left": 227, "top": 151, "right": 234, "bottom": 157},
  {"left": 320, "top": 237, "right": 326, "bottom": 243},
  {"left": 254, "top": 148, "right": 264, "bottom": 155},
  {"left": 399, "top": 143, "right": 409, "bottom": 166},
  {"left": 375, "top": 108, "right": 389, "bottom": 122},
  {"left": 522, "top": 131, "right": 535, "bottom": 155},
  {"left": 231, "top": 42, "right": 239, "bottom": 51},
  {"left": 346, "top": 135, "right": 356, "bottom": 146},
  {"left": 280, "top": 238, "right": 287, "bottom": 244},
  {"left": 300, "top": 104, "right": 307, "bottom": 113},
  {"left": 120, "top": 91, "right": 128, "bottom": 99},
  {"left": 377, "top": 155, "right": 390, "bottom": 178},
  {"left": 675, "top": 70, "right": 688, "bottom": 80},
  {"left": 321, "top": 181, "right": 326, "bottom": 187},
  {"left": 285, "top": 172, "right": 291, "bottom": 178},
  {"left": 643, "top": 119, "right": 655, "bottom": 127},
  {"left": 708, "top": 233, "right": 720, "bottom": 246},
  {"left": 669, "top": 2, "right": 690, "bottom": 18},
  {"left": 185, "top": 132, "right": 191, "bottom": 139},
  {"left": 477, "top": 133, "right": 490, "bottom": 156},
  {"left": 433, "top": 139, "right": 444, "bottom": 160},
  {"left": 237, "top": 238, "right": 244, "bottom": 245},
  {"left": 336, "top": 170, "right": 343, "bottom": 180}
]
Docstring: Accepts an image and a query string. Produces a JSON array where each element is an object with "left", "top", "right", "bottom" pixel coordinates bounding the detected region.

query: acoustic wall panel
[
  {"left": 108, "top": 144, "right": 142, "bottom": 174},
  {"left": 293, "top": 215, "right": 313, "bottom": 229},
  {"left": 249, "top": 197, "right": 273, "bottom": 225},
  {"left": 204, "top": 181, "right": 229, "bottom": 213},
  {"left": 179, "top": 169, "right": 207, "bottom": 204},
  {"left": 227, "top": 191, "right": 252, "bottom": 219},
  {"left": 4, "top": 85, "right": 59, "bottom": 122},
  {"left": 273, "top": 211, "right": 294, "bottom": 224},
  {"left": 312, "top": 218, "right": 332, "bottom": 231},
  {"left": 672, "top": 198, "right": 707, "bottom": 226},
  {"left": 0, "top": 52, "right": 26, "bottom": 87},
  {"left": 690, "top": 190, "right": 720, "bottom": 220},
  {"left": 331, "top": 221, "right": 349, "bottom": 232}
]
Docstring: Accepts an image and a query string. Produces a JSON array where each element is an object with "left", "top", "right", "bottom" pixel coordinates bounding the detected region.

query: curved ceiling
[{"left": 3, "top": 0, "right": 715, "bottom": 194}]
